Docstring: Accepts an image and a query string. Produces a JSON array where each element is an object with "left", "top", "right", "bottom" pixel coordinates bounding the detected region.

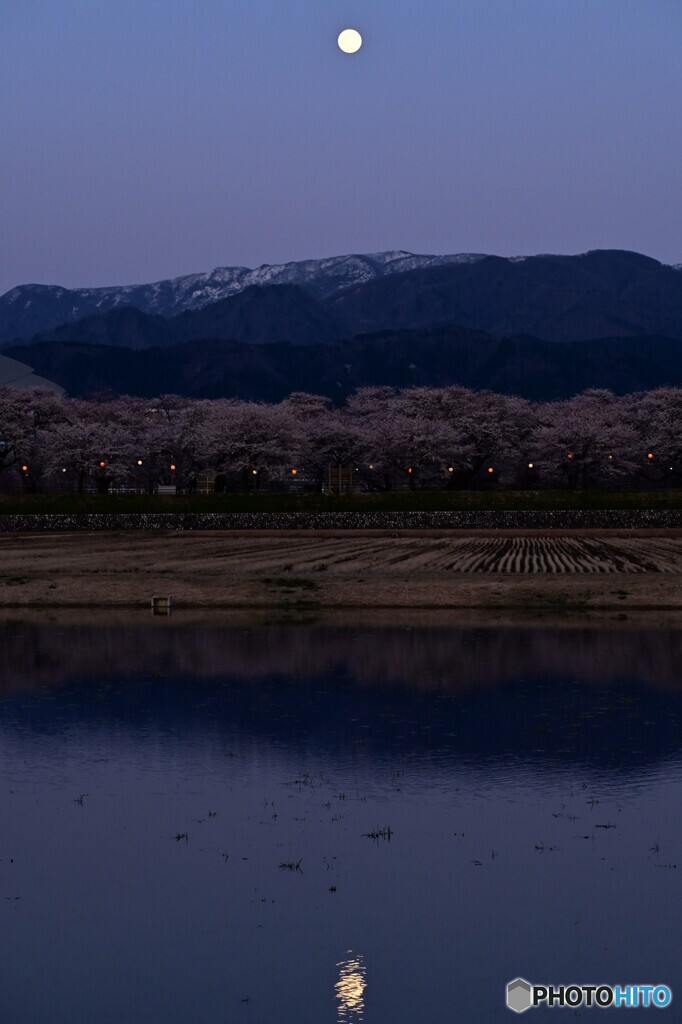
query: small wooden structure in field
[{"left": 151, "top": 595, "right": 172, "bottom": 615}]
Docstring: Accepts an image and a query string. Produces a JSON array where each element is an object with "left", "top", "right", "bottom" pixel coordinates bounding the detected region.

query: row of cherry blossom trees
[{"left": 1, "top": 386, "right": 680, "bottom": 492}]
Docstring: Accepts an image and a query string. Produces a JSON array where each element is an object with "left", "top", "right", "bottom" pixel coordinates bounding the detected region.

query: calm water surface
[{"left": 1, "top": 616, "right": 682, "bottom": 1023}]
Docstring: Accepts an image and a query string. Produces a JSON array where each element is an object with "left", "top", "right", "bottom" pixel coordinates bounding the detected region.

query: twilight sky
[{"left": 2, "top": 0, "right": 681, "bottom": 294}]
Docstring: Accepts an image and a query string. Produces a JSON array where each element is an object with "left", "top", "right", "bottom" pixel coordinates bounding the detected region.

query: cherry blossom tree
[
  {"left": 0, "top": 387, "right": 69, "bottom": 491},
  {"left": 347, "top": 386, "right": 535, "bottom": 489},
  {"left": 530, "top": 390, "right": 639, "bottom": 488},
  {"left": 281, "top": 394, "right": 367, "bottom": 489},
  {"left": 0, "top": 387, "right": 33, "bottom": 483},
  {"left": 208, "top": 400, "right": 293, "bottom": 488},
  {"left": 431, "top": 387, "right": 535, "bottom": 488},
  {"left": 627, "top": 388, "right": 682, "bottom": 485},
  {"left": 2, "top": 385, "right": 680, "bottom": 494}
]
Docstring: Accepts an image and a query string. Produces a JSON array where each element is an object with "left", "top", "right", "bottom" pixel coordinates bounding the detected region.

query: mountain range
[
  {"left": 2, "top": 248, "right": 682, "bottom": 400},
  {"left": 7, "top": 329, "right": 682, "bottom": 403},
  {"left": 0, "top": 250, "right": 478, "bottom": 347},
  {"left": 4, "top": 248, "right": 682, "bottom": 349}
]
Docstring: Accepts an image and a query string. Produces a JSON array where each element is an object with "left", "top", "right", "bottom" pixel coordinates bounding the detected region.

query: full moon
[{"left": 337, "top": 28, "right": 362, "bottom": 54}]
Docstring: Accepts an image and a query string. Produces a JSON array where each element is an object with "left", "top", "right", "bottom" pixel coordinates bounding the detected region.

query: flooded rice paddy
[{"left": 1, "top": 614, "right": 682, "bottom": 1022}]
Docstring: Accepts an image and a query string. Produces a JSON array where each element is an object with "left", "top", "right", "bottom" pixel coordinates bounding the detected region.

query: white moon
[{"left": 338, "top": 28, "right": 362, "bottom": 54}]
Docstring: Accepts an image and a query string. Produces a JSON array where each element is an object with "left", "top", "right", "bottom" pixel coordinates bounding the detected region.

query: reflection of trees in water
[
  {"left": 1, "top": 621, "right": 681, "bottom": 695},
  {"left": 335, "top": 952, "right": 366, "bottom": 1023}
]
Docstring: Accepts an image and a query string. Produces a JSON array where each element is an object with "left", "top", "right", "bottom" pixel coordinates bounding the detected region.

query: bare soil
[{"left": 0, "top": 529, "right": 681, "bottom": 610}]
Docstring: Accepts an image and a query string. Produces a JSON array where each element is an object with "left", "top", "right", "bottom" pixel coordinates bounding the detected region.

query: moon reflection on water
[{"left": 335, "top": 952, "right": 367, "bottom": 1021}]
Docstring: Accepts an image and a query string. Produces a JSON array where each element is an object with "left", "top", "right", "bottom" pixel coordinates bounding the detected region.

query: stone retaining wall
[{"left": 1, "top": 510, "right": 681, "bottom": 532}]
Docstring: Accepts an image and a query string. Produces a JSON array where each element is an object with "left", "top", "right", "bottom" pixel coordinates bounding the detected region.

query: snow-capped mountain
[
  {"left": 3, "top": 248, "right": 681, "bottom": 350},
  {"left": 0, "top": 251, "right": 486, "bottom": 345},
  {"left": 146, "top": 251, "right": 488, "bottom": 309}
]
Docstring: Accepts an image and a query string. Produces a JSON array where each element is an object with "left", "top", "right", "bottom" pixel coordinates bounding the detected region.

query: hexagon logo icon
[{"left": 507, "top": 978, "right": 533, "bottom": 1013}]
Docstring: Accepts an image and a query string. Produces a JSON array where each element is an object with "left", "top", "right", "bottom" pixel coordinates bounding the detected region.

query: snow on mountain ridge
[
  {"left": 0, "top": 251, "right": 484, "bottom": 343},
  {"left": 4, "top": 250, "right": 490, "bottom": 321},
  {"left": 4, "top": 248, "right": 682, "bottom": 350},
  {"left": 8, "top": 249, "right": 678, "bottom": 347}
]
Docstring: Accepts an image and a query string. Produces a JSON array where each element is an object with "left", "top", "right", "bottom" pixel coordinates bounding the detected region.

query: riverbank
[{"left": 1, "top": 530, "right": 682, "bottom": 610}]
